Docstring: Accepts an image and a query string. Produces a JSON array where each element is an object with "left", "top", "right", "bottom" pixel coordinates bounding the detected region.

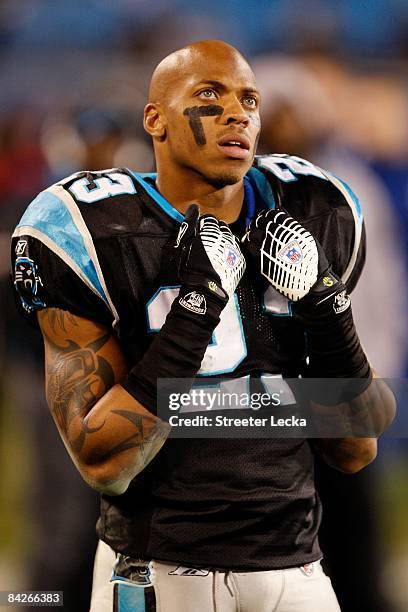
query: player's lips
[{"left": 216, "top": 133, "right": 251, "bottom": 160}]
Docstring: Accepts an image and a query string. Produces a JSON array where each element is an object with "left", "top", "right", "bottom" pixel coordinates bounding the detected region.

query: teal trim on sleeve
[{"left": 17, "top": 191, "right": 108, "bottom": 304}]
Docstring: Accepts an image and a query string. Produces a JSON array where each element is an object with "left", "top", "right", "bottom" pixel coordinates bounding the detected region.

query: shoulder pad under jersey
[{"left": 250, "top": 154, "right": 365, "bottom": 292}]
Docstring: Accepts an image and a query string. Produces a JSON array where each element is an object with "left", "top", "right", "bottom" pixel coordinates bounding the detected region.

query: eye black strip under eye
[{"left": 183, "top": 104, "right": 223, "bottom": 145}]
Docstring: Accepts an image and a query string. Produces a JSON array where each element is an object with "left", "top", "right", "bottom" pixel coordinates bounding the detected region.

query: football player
[{"left": 11, "top": 40, "right": 395, "bottom": 611}]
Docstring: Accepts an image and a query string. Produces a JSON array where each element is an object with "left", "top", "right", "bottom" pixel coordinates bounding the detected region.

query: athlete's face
[{"left": 156, "top": 50, "right": 261, "bottom": 187}]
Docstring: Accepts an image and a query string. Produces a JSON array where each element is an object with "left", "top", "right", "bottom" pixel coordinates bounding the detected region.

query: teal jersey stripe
[
  {"left": 329, "top": 173, "right": 363, "bottom": 225},
  {"left": 115, "top": 583, "right": 146, "bottom": 612},
  {"left": 130, "top": 172, "right": 184, "bottom": 223},
  {"left": 246, "top": 167, "right": 276, "bottom": 210},
  {"left": 17, "top": 190, "right": 108, "bottom": 304},
  {"left": 131, "top": 169, "right": 275, "bottom": 223}
]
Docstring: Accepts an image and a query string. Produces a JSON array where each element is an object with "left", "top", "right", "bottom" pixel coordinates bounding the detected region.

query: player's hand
[
  {"left": 175, "top": 204, "right": 246, "bottom": 303},
  {"left": 242, "top": 207, "right": 350, "bottom": 318},
  {"left": 242, "top": 208, "right": 318, "bottom": 301}
]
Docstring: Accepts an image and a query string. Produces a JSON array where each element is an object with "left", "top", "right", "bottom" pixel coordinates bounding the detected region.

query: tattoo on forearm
[{"left": 104, "top": 409, "right": 169, "bottom": 463}]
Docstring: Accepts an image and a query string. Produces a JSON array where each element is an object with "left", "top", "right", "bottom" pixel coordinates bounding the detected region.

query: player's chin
[{"left": 205, "top": 158, "right": 253, "bottom": 188}]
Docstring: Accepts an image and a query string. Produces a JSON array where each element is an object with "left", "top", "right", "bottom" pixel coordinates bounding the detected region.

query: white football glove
[
  {"left": 242, "top": 208, "right": 319, "bottom": 301},
  {"left": 176, "top": 205, "right": 246, "bottom": 300}
]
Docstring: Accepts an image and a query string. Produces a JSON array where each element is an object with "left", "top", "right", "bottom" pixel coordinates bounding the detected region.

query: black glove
[{"left": 122, "top": 205, "right": 246, "bottom": 413}]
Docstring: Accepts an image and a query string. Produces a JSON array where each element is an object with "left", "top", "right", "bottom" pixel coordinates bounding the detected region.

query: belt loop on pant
[{"left": 212, "top": 570, "right": 219, "bottom": 612}]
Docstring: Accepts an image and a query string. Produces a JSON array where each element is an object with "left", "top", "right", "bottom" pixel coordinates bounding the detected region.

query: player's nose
[{"left": 221, "top": 96, "right": 249, "bottom": 126}]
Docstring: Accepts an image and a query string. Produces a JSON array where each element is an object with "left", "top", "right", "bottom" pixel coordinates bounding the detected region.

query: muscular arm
[
  {"left": 312, "top": 374, "right": 396, "bottom": 473},
  {"left": 38, "top": 308, "right": 170, "bottom": 496}
]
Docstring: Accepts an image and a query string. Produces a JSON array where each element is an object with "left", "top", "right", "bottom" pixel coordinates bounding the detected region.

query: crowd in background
[{"left": 1, "top": 1, "right": 408, "bottom": 611}]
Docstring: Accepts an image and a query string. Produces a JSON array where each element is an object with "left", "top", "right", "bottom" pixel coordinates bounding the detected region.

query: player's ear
[{"left": 144, "top": 103, "right": 166, "bottom": 141}]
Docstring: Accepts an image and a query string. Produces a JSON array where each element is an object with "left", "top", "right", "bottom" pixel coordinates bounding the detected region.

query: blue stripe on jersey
[
  {"left": 130, "top": 172, "right": 184, "bottom": 223},
  {"left": 116, "top": 583, "right": 146, "bottom": 612},
  {"left": 16, "top": 191, "right": 108, "bottom": 304},
  {"left": 246, "top": 167, "right": 276, "bottom": 213},
  {"left": 132, "top": 169, "right": 275, "bottom": 226},
  {"left": 332, "top": 175, "right": 364, "bottom": 225},
  {"left": 243, "top": 176, "right": 256, "bottom": 228}
]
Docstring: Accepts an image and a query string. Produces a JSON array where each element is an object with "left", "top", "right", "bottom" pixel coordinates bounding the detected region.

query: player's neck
[{"left": 155, "top": 170, "right": 244, "bottom": 224}]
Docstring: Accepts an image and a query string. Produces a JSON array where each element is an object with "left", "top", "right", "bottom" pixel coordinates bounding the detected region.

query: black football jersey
[{"left": 11, "top": 155, "right": 365, "bottom": 570}]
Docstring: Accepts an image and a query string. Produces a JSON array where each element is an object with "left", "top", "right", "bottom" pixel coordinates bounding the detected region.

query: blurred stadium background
[{"left": 0, "top": 1, "right": 407, "bottom": 610}]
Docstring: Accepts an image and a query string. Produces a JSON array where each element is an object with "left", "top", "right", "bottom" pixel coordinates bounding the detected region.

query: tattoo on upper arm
[
  {"left": 41, "top": 309, "right": 169, "bottom": 470},
  {"left": 47, "top": 308, "right": 78, "bottom": 333},
  {"left": 41, "top": 309, "right": 114, "bottom": 445},
  {"left": 41, "top": 309, "right": 169, "bottom": 471}
]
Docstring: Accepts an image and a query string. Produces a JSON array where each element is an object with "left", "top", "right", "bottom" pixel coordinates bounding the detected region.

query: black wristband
[
  {"left": 290, "top": 267, "right": 373, "bottom": 404},
  {"left": 300, "top": 302, "right": 372, "bottom": 404},
  {"left": 121, "top": 285, "right": 226, "bottom": 413}
]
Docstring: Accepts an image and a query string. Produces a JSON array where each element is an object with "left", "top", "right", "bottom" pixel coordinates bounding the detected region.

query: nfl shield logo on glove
[
  {"left": 224, "top": 246, "right": 239, "bottom": 268},
  {"left": 278, "top": 240, "right": 303, "bottom": 264}
]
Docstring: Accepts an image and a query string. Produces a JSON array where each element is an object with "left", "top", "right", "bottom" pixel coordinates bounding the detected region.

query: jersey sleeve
[
  {"left": 291, "top": 182, "right": 366, "bottom": 294},
  {"left": 308, "top": 171, "right": 366, "bottom": 294},
  {"left": 11, "top": 233, "right": 113, "bottom": 329}
]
